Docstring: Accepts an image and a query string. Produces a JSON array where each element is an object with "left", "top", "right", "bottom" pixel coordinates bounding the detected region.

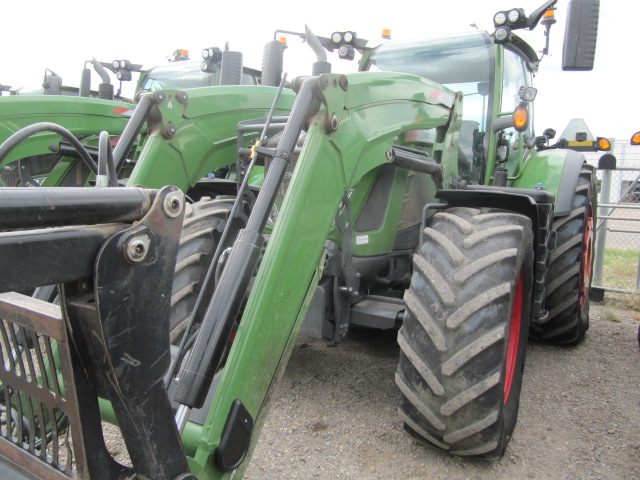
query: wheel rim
[
  {"left": 504, "top": 272, "right": 523, "bottom": 404},
  {"left": 579, "top": 204, "right": 594, "bottom": 310}
]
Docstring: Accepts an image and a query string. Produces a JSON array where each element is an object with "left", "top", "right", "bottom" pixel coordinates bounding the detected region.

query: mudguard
[{"left": 514, "top": 148, "right": 587, "bottom": 217}]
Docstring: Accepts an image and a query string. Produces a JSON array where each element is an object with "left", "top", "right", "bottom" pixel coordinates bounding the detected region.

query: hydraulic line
[{"left": 0, "top": 122, "right": 98, "bottom": 174}]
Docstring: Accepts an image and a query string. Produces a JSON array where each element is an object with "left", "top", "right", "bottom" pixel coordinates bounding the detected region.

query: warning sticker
[{"left": 356, "top": 235, "right": 369, "bottom": 245}]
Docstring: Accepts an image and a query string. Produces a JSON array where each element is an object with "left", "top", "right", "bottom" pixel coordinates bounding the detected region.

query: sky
[{"left": 2, "top": 0, "right": 638, "bottom": 141}]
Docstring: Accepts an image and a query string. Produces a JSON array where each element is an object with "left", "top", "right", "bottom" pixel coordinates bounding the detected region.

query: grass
[
  {"left": 601, "top": 248, "right": 639, "bottom": 290},
  {"left": 597, "top": 248, "right": 640, "bottom": 311}
]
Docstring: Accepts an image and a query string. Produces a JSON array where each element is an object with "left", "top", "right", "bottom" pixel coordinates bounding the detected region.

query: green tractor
[
  {"left": 0, "top": 0, "right": 600, "bottom": 478},
  {"left": 0, "top": 45, "right": 263, "bottom": 188}
]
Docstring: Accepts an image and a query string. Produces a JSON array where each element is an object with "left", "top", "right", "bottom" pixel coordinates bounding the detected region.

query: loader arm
[{"left": 184, "top": 72, "right": 461, "bottom": 478}]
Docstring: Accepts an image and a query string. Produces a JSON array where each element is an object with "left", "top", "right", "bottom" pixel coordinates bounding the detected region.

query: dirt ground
[{"left": 243, "top": 303, "right": 640, "bottom": 480}]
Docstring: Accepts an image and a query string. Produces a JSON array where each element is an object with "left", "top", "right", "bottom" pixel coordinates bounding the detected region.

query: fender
[
  {"left": 514, "top": 148, "right": 587, "bottom": 217},
  {"left": 435, "top": 186, "right": 555, "bottom": 323}
]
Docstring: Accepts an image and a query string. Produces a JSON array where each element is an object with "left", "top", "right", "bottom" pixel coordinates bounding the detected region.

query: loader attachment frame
[{"left": 0, "top": 186, "right": 193, "bottom": 480}]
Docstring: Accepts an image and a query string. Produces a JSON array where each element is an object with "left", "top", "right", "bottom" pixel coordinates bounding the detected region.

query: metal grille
[{"left": 0, "top": 292, "right": 86, "bottom": 479}]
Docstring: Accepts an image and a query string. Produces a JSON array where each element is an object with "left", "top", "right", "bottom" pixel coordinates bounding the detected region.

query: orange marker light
[
  {"left": 278, "top": 36, "right": 288, "bottom": 45},
  {"left": 596, "top": 137, "right": 611, "bottom": 151},
  {"left": 381, "top": 29, "right": 391, "bottom": 40},
  {"left": 513, "top": 107, "right": 528, "bottom": 131},
  {"left": 631, "top": 131, "right": 640, "bottom": 145}
]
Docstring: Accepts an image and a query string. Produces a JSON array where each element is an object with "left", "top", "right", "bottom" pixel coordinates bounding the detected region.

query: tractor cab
[
  {"left": 135, "top": 49, "right": 261, "bottom": 98},
  {"left": 362, "top": 31, "right": 505, "bottom": 185}
]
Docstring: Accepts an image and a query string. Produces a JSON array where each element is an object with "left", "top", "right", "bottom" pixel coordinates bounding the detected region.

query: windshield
[
  {"left": 138, "top": 61, "right": 214, "bottom": 93},
  {"left": 137, "top": 62, "right": 262, "bottom": 94},
  {"left": 364, "top": 32, "right": 495, "bottom": 183},
  {"left": 364, "top": 32, "right": 494, "bottom": 131}
]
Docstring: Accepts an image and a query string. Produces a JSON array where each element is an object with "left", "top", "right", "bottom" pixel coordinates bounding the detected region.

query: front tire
[
  {"left": 396, "top": 207, "right": 533, "bottom": 459},
  {"left": 170, "top": 197, "right": 246, "bottom": 342}
]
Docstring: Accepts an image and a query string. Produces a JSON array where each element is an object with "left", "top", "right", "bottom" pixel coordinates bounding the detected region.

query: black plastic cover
[
  {"left": 214, "top": 399, "right": 254, "bottom": 472},
  {"left": 598, "top": 153, "right": 617, "bottom": 170}
]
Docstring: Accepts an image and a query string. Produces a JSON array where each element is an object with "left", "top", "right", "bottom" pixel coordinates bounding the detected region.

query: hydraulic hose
[{"left": 0, "top": 122, "right": 98, "bottom": 174}]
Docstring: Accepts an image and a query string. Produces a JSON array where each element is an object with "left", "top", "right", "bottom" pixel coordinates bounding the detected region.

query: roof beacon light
[
  {"left": 632, "top": 132, "right": 640, "bottom": 146},
  {"left": 541, "top": 8, "right": 557, "bottom": 27},
  {"left": 381, "top": 28, "right": 391, "bottom": 40}
]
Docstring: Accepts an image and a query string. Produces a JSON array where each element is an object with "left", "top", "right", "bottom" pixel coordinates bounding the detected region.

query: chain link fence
[{"left": 593, "top": 166, "right": 640, "bottom": 294}]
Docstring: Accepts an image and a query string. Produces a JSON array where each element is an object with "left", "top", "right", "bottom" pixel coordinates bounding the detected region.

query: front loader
[
  {"left": 0, "top": 0, "right": 600, "bottom": 478},
  {"left": 0, "top": 45, "right": 265, "bottom": 189}
]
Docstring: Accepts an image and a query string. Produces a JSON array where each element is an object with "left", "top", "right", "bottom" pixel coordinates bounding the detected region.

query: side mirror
[
  {"left": 79, "top": 67, "right": 91, "bottom": 97},
  {"left": 261, "top": 40, "right": 285, "bottom": 87},
  {"left": 220, "top": 50, "right": 243, "bottom": 86},
  {"left": 562, "top": 0, "right": 599, "bottom": 71},
  {"left": 42, "top": 69, "right": 62, "bottom": 95}
]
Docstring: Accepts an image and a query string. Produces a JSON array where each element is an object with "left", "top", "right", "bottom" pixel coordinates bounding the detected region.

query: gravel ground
[{"left": 243, "top": 304, "right": 640, "bottom": 480}]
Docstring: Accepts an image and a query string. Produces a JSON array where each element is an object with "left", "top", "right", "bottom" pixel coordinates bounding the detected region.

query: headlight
[
  {"left": 508, "top": 9, "right": 521, "bottom": 23},
  {"left": 518, "top": 86, "right": 538, "bottom": 102},
  {"left": 494, "top": 27, "right": 511, "bottom": 43},
  {"left": 112, "top": 60, "right": 120, "bottom": 69},
  {"left": 343, "top": 31, "right": 354, "bottom": 43},
  {"left": 331, "top": 32, "right": 342, "bottom": 44},
  {"left": 494, "top": 12, "right": 507, "bottom": 26},
  {"left": 202, "top": 48, "right": 210, "bottom": 59}
]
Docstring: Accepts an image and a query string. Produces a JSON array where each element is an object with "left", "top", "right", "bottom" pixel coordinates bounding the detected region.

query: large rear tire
[
  {"left": 530, "top": 165, "right": 596, "bottom": 345},
  {"left": 396, "top": 207, "right": 533, "bottom": 459}
]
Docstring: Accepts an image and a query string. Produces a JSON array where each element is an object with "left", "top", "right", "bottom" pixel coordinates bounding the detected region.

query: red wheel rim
[
  {"left": 579, "top": 204, "right": 594, "bottom": 310},
  {"left": 504, "top": 272, "right": 523, "bottom": 404}
]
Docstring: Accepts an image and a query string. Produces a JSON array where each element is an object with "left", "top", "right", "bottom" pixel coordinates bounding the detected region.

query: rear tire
[
  {"left": 396, "top": 207, "right": 533, "bottom": 459},
  {"left": 530, "top": 165, "right": 596, "bottom": 344}
]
